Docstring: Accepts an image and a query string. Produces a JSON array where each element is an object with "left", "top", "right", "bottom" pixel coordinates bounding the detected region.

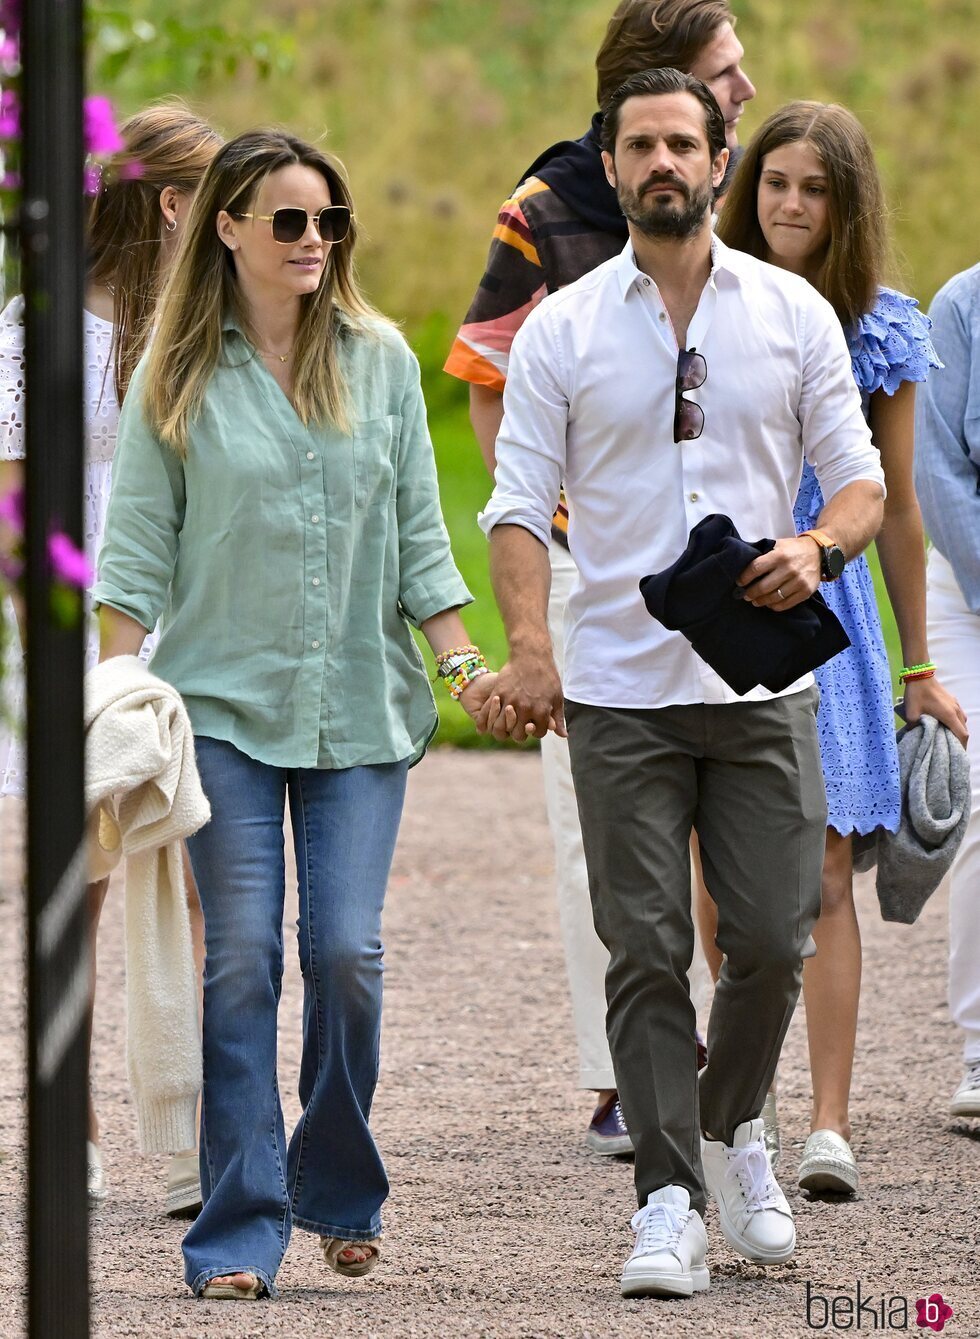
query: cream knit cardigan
[{"left": 85, "top": 655, "right": 211, "bottom": 1154}]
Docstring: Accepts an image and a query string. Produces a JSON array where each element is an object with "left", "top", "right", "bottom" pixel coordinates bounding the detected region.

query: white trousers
[
  {"left": 540, "top": 540, "right": 710, "bottom": 1089},
  {"left": 926, "top": 549, "right": 980, "bottom": 1064}
]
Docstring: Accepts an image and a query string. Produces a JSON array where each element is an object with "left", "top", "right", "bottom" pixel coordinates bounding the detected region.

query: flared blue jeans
[{"left": 181, "top": 736, "right": 409, "bottom": 1297}]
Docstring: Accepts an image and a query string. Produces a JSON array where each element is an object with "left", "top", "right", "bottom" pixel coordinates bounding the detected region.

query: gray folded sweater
[{"left": 852, "top": 715, "right": 972, "bottom": 924}]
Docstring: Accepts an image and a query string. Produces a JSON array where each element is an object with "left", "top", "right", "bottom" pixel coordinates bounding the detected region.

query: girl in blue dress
[{"left": 712, "top": 101, "right": 966, "bottom": 1193}]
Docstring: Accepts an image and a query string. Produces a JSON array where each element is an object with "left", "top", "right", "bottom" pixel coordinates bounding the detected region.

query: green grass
[{"left": 419, "top": 369, "right": 513, "bottom": 748}]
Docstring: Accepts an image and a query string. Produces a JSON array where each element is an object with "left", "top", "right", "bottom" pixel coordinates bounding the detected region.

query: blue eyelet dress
[{"left": 793, "top": 287, "right": 942, "bottom": 837}]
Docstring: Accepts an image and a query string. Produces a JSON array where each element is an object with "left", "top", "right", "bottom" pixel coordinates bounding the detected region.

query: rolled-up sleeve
[
  {"left": 395, "top": 351, "right": 472, "bottom": 627},
  {"left": 478, "top": 304, "right": 567, "bottom": 548},
  {"left": 914, "top": 273, "right": 980, "bottom": 610},
  {"left": 799, "top": 294, "right": 886, "bottom": 502},
  {"left": 92, "top": 366, "right": 185, "bottom": 632}
]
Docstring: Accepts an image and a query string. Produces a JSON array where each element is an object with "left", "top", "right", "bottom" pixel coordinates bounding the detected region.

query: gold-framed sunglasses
[{"left": 229, "top": 205, "right": 352, "bottom": 245}]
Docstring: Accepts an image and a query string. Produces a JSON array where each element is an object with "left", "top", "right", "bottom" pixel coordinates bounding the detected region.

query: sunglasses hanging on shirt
[{"left": 674, "top": 347, "right": 706, "bottom": 443}]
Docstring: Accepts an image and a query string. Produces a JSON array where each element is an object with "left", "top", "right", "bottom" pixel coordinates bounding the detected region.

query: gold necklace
[{"left": 259, "top": 347, "right": 292, "bottom": 364}]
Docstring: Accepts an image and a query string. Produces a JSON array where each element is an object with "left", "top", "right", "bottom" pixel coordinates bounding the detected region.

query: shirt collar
[{"left": 613, "top": 231, "right": 747, "bottom": 301}]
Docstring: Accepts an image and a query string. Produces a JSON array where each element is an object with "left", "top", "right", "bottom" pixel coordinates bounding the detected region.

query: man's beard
[{"left": 617, "top": 173, "right": 713, "bottom": 240}]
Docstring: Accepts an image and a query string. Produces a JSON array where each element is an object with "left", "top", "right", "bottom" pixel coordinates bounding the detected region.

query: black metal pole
[{"left": 21, "top": 0, "right": 89, "bottom": 1335}]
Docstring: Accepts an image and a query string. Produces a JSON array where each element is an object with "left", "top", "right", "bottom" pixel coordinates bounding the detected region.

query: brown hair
[
  {"left": 143, "top": 129, "right": 386, "bottom": 454},
  {"left": 715, "top": 101, "right": 889, "bottom": 326},
  {"left": 600, "top": 66, "right": 728, "bottom": 162},
  {"left": 87, "top": 100, "right": 222, "bottom": 403},
  {"left": 596, "top": 0, "right": 734, "bottom": 107}
]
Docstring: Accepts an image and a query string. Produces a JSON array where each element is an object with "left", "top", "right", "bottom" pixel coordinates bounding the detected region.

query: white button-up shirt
[{"left": 480, "top": 238, "right": 886, "bottom": 709}]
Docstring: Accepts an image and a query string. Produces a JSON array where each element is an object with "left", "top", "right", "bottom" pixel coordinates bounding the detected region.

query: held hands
[
  {"left": 456, "top": 669, "right": 562, "bottom": 740},
  {"left": 736, "top": 535, "right": 823, "bottom": 610},
  {"left": 902, "top": 674, "right": 969, "bottom": 747},
  {"left": 456, "top": 669, "right": 499, "bottom": 725},
  {"left": 471, "top": 656, "right": 566, "bottom": 742}
]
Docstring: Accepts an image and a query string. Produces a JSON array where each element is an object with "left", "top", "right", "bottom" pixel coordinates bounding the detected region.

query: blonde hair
[
  {"left": 87, "top": 100, "right": 222, "bottom": 403},
  {"left": 143, "top": 129, "right": 384, "bottom": 454},
  {"left": 716, "top": 101, "right": 890, "bottom": 327}
]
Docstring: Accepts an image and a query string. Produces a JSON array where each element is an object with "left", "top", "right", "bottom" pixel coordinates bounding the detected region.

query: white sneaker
[
  {"left": 87, "top": 1140, "right": 107, "bottom": 1207},
  {"left": 950, "top": 1059, "right": 980, "bottom": 1118},
  {"left": 701, "top": 1118, "right": 795, "bottom": 1264},
  {"left": 620, "top": 1185, "right": 710, "bottom": 1298}
]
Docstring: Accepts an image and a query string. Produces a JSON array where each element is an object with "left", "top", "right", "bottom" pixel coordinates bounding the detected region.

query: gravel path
[{"left": 1, "top": 750, "right": 977, "bottom": 1337}]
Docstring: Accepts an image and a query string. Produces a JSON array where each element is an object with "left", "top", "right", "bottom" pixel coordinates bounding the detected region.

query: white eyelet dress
[{"left": 0, "top": 295, "right": 156, "bottom": 797}]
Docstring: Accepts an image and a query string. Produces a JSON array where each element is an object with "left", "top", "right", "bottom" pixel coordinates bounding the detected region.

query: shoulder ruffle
[{"left": 846, "top": 286, "right": 942, "bottom": 397}]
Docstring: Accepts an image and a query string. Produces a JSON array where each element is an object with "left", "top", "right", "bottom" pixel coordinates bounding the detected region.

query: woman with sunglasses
[
  {"left": 94, "top": 129, "right": 491, "bottom": 1300},
  {"left": 711, "top": 102, "right": 966, "bottom": 1193},
  {"left": 0, "top": 100, "right": 222, "bottom": 1212}
]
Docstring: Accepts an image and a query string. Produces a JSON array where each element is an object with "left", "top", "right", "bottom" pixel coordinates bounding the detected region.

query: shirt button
[
  {"left": 659, "top": 312, "right": 667, "bottom": 322},
  {"left": 312, "top": 577, "right": 320, "bottom": 587},
  {"left": 690, "top": 492, "right": 699, "bottom": 501},
  {"left": 306, "top": 451, "right": 315, "bottom": 460},
  {"left": 311, "top": 640, "right": 321, "bottom": 650},
  {"left": 642, "top": 278, "right": 651, "bottom": 287},
  {"left": 311, "top": 514, "right": 320, "bottom": 523}
]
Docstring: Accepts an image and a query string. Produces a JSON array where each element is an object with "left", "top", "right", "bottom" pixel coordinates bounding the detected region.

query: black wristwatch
[{"left": 801, "top": 529, "right": 846, "bottom": 581}]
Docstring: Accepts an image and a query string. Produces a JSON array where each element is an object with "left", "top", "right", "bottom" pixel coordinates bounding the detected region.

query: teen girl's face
[
  {"left": 220, "top": 163, "right": 332, "bottom": 301},
  {"left": 757, "top": 141, "right": 831, "bottom": 277}
]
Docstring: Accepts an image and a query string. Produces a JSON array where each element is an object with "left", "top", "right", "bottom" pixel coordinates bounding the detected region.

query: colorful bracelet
[
  {"left": 899, "top": 661, "right": 936, "bottom": 684},
  {"left": 436, "top": 651, "right": 481, "bottom": 678},
  {"left": 444, "top": 657, "right": 489, "bottom": 700},
  {"left": 435, "top": 644, "right": 479, "bottom": 666}
]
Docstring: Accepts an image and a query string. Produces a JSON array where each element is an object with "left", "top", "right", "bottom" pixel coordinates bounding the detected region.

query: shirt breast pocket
[{"left": 353, "top": 414, "right": 399, "bottom": 507}]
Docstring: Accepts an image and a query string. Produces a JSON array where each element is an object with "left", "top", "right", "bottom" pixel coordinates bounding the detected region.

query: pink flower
[
  {"left": 83, "top": 95, "right": 123, "bottom": 157},
  {"left": 0, "top": 87, "right": 18, "bottom": 141},
  {"left": 0, "top": 36, "right": 18, "bottom": 71},
  {"left": 0, "top": 486, "right": 23, "bottom": 583},
  {"left": 0, "top": 0, "right": 21, "bottom": 37},
  {"left": 2, "top": 169, "right": 20, "bottom": 190},
  {"left": 117, "top": 159, "right": 145, "bottom": 181},
  {"left": 83, "top": 162, "right": 103, "bottom": 196},
  {"left": 0, "top": 485, "right": 23, "bottom": 533},
  {"left": 0, "top": 551, "right": 22, "bottom": 582},
  {"left": 48, "top": 531, "right": 93, "bottom": 587}
]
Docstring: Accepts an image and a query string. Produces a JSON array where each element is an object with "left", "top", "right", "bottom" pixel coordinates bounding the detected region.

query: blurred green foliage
[
  {"left": 88, "top": 4, "right": 296, "bottom": 96},
  {"left": 89, "top": 0, "right": 975, "bottom": 745},
  {"left": 107, "top": 0, "right": 979, "bottom": 328}
]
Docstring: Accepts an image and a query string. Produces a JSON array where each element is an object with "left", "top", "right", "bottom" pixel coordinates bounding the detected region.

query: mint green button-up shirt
[{"left": 94, "top": 317, "right": 472, "bottom": 769}]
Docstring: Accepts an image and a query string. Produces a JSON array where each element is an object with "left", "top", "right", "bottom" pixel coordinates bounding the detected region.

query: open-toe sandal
[
  {"left": 320, "top": 1235, "right": 381, "bottom": 1278},
  {"left": 200, "top": 1273, "right": 263, "bottom": 1300}
]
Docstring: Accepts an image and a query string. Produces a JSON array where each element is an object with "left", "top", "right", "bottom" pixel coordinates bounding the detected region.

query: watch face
[{"left": 824, "top": 544, "right": 846, "bottom": 579}]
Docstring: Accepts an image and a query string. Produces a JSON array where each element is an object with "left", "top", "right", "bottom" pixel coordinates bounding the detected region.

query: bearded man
[
  {"left": 478, "top": 68, "right": 886, "bottom": 1300},
  {"left": 446, "top": 0, "right": 757, "bottom": 1166}
]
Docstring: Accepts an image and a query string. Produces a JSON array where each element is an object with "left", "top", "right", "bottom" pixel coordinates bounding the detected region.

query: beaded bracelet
[
  {"left": 436, "top": 651, "right": 481, "bottom": 677},
  {"left": 899, "top": 660, "right": 936, "bottom": 684},
  {"left": 435, "top": 644, "right": 479, "bottom": 666},
  {"left": 433, "top": 643, "right": 490, "bottom": 700},
  {"left": 444, "top": 657, "right": 490, "bottom": 700}
]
